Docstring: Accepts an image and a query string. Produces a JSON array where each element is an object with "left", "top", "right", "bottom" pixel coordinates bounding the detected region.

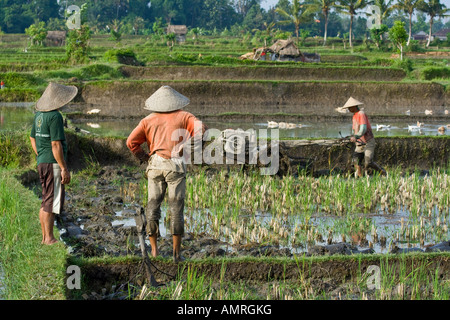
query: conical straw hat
[
  {"left": 342, "top": 97, "right": 363, "bottom": 109},
  {"left": 36, "top": 82, "right": 78, "bottom": 112},
  {"left": 144, "top": 85, "right": 190, "bottom": 112}
]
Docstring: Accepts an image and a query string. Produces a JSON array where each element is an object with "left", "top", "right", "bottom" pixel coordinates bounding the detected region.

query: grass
[
  {"left": 70, "top": 251, "right": 450, "bottom": 300},
  {"left": 0, "top": 169, "right": 67, "bottom": 299}
]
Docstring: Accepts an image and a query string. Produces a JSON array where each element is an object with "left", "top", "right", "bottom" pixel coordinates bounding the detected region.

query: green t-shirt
[{"left": 30, "top": 110, "right": 67, "bottom": 165}]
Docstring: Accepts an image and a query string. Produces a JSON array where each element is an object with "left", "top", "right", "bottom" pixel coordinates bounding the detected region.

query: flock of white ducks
[{"left": 267, "top": 121, "right": 302, "bottom": 129}]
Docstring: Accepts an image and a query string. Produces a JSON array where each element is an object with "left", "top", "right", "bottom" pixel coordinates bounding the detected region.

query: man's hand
[
  {"left": 61, "top": 168, "right": 71, "bottom": 184},
  {"left": 350, "top": 136, "right": 356, "bottom": 143}
]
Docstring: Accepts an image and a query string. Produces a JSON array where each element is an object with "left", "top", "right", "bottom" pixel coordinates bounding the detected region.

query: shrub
[
  {"left": 392, "top": 58, "right": 413, "bottom": 73},
  {"left": 77, "top": 64, "right": 123, "bottom": 80},
  {"left": 0, "top": 72, "right": 43, "bottom": 88},
  {"left": 420, "top": 66, "right": 450, "bottom": 80},
  {"left": 103, "top": 49, "right": 142, "bottom": 66}
]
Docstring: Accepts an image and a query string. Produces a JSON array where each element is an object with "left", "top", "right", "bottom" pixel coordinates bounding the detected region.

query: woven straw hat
[
  {"left": 342, "top": 97, "right": 364, "bottom": 109},
  {"left": 36, "top": 82, "right": 78, "bottom": 112},
  {"left": 144, "top": 85, "right": 190, "bottom": 112}
]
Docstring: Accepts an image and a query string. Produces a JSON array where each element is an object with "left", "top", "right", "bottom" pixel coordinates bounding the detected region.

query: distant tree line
[{"left": 1, "top": 0, "right": 450, "bottom": 47}]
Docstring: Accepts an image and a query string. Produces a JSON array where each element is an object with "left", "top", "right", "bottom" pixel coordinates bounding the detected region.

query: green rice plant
[{"left": 0, "top": 72, "right": 44, "bottom": 88}]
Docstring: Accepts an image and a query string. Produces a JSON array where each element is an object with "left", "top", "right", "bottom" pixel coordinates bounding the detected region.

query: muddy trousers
[{"left": 145, "top": 169, "right": 186, "bottom": 237}]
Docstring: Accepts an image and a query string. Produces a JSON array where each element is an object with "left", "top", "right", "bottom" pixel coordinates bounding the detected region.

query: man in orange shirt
[
  {"left": 341, "top": 97, "right": 386, "bottom": 177},
  {"left": 127, "top": 86, "right": 206, "bottom": 262}
]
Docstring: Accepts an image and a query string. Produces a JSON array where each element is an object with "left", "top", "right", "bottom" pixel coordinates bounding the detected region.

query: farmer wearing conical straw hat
[
  {"left": 127, "top": 85, "right": 206, "bottom": 263},
  {"left": 341, "top": 97, "right": 386, "bottom": 177},
  {"left": 30, "top": 82, "right": 78, "bottom": 245}
]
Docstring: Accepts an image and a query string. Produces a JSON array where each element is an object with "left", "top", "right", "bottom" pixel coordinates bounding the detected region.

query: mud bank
[
  {"left": 73, "top": 81, "right": 449, "bottom": 117},
  {"left": 64, "top": 133, "right": 449, "bottom": 173},
  {"left": 119, "top": 65, "right": 407, "bottom": 82},
  {"left": 78, "top": 254, "right": 450, "bottom": 288}
]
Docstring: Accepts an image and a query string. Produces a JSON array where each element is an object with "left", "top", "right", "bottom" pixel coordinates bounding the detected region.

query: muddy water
[
  {"left": 106, "top": 192, "right": 439, "bottom": 255},
  {"left": 0, "top": 104, "right": 34, "bottom": 131},
  {"left": 73, "top": 119, "right": 450, "bottom": 138},
  {"left": 1, "top": 104, "right": 448, "bottom": 138}
]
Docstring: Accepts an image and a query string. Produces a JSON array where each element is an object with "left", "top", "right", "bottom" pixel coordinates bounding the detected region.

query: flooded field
[
  {"left": 1, "top": 104, "right": 449, "bottom": 138},
  {"left": 48, "top": 163, "right": 449, "bottom": 262}
]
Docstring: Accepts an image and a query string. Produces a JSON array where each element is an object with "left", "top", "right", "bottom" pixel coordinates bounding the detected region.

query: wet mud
[{"left": 16, "top": 162, "right": 450, "bottom": 299}]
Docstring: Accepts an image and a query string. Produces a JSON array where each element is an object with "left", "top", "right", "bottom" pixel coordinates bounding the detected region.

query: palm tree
[
  {"left": 276, "top": 0, "right": 315, "bottom": 44},
  {"left": 374, "top": 0, "right": 395, "bottom": 24},
  {"left": 418, "top": 0, "right": 450, "bottom": 47},
  {"left": 308, "top": 0, "right": 337, "bottom": 45},
  {"left": 336, "top": 0, "right": 370, "bottom": 47},
  {"left": 394, "top": 0, "right": 421, "bottom": 45}
]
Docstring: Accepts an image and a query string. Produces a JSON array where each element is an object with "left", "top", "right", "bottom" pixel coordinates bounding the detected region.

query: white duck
[
  {"left": 425, "top": 109, "right": 433, "bottom": 115},
  {"left": 376, "top": 124, "right": 391, "bottom": 131},
  {"left": 408, "top": 121, "right": 423, "bottom": 132},
  {"left": 87, "top": 123, "right": 101, "bottom": 129},
  {"left": 87, "top": 109, "right": 101, "bottom": 114},
  {"left": 405, "top": 110, "right": 411, "bottom": 116},
  {"left": 267, "top": 121, "right": 278, "bottom": 128},
  {"left": 286, "top": 123, "right": 297, "bottom": 129},
  {"left": 278, "top": 122, "right": 287, "bottom": 129}
]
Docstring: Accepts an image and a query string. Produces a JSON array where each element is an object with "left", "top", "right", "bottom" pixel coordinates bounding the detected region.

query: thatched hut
[
  {"left": 166, "top": 25, "right": 187, "bottom": 43},
  {"left": 267, "top": 39, "right": 303, "bottom": 62},
  {"left": 45, "top": 31, "right": 66, "bottom": 46}
]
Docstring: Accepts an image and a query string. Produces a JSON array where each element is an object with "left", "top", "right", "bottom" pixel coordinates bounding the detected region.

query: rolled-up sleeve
[{"left": 127, "top": 121, "right": 147, "bottom": 156}]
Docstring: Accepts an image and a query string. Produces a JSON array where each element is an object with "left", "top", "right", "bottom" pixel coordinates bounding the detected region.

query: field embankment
[
  {"left": 73, "top": 80, "right": 449, "bottom": 117},
  {"left": 64, "top": 133, "right": 450, "bottom": 172},
  {"left": 118, "top": 65, "right": 407, "bottom": 82}
]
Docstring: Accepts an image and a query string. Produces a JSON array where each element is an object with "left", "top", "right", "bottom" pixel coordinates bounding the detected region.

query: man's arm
[
  {"left": 350, "top": 124, "right": 367, "bottom": 142},
  {"left": 30, "top": 137, "right": 38, "bottom": 156},
  {"left": 52, "top": 140, "right": 70, "bottom": 184},
  {"left": 127, "top": 122, "right": 150, "bottom": 164}
]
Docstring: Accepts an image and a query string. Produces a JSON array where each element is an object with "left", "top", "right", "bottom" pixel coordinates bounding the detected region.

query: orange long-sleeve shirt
[{"left": 126, "top": 110, "right": 206, "bottom": 160}]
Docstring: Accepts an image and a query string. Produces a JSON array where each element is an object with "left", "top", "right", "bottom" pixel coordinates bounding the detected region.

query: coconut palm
[
  {"left": 394, "top": 0, "right": 421, "bottom": 45},
  {"left": 418, "top": 0, "right": 450, "bottom": 47},
  {"left": 374, "top": 0, "right": 395, "bottom": 24},
  {"left": 336, "top": 0, "right": 370, "bottom": 47},
  {"left": 308, "top": 0, "right": 337, "bottom": 45},
  {"left": 276, "top": 0, "right": 315, "bottom": 44}
]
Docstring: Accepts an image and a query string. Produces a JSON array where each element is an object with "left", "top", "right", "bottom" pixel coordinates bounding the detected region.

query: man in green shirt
[{"left": 30, "top": 82, "right": 78, "bottom": 245}]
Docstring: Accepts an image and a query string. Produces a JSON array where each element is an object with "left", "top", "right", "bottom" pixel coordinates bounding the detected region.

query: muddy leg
[
  {"left": 40, "top": 208, "right": 57, "bottom": 245},
  {"left": 354, "top": 164, "right": 363, "bottom": 178},
  {"left": 173, "top": 234, "right": 182, "bottom": 262},
  {"left": 148, "top": 233, "right": 159, "bottom": 257}
]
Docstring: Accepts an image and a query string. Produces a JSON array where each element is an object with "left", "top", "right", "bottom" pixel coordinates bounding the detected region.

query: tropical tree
[
  {"left": 275, "top": 0, "right": 315, "bottom": 44},
  {"left": 374, "top": 0, "right": 395, "bottom": 24},
  {"left": 418, "top": 0, "right": 450, "bottom": 47},
  {"left": 389, "top": 20, "right": 408, "bottom": 59},
  {"left": 394, "top": 0, "right": 422, "bottom": 45},
  {"left": 25, "top": 21, "right": 47, "bottom": 46},
  {"left": 336, "top": 0, "right": 369, "bottom": 47},
  {"left": 308, "top": 0, "right": 336, "bottom": 45},
  {"left": 370, "top": 23, "right": 388, "bottom": 48}
]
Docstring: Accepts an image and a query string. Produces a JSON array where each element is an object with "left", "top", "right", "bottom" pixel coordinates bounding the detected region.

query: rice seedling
[{"left": 178, "top": 166, "right": 450, "bottom": 252}]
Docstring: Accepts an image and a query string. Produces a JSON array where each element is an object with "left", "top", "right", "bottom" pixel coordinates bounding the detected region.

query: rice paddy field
[{"left": 0, "top": 32, "right": 450, "bottom": 302}]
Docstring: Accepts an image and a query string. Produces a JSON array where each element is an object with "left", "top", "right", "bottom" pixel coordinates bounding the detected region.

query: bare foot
[{"left": 44, "top": 238, "right": 58, "bottom": 245}]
